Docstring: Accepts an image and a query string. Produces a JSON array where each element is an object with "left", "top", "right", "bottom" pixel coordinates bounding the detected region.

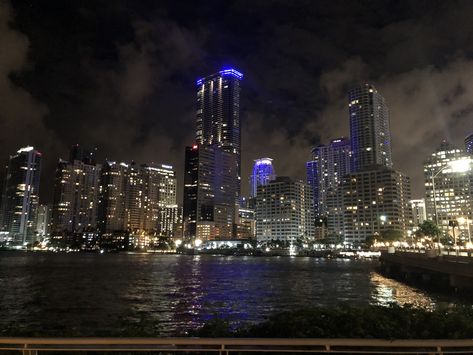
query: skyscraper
[
  {"left": 424, "top": 141, "right": 473, "bottom": 237},
  {"left": 342, "top": 167, "right": 411, "bottom": 243},
  {"left": 0, "top": 146, "right": 42, "bottom": 245},
  {"left": 183, "top": 144, "right": 238, "bottom": 242},
  {"left": 51, "top": 146, "right": 101, "bottom": 236},
  {"left": 306, "top": 138, "right": 351, "bottom": 217},
  {"left": 341, "top": 84, "right": 411, "bottom": 243},
  {"left": 349, "top": 83, "right": 392, "bottom": 171},
  {"left": 97, "top": 161, "right": 129, "bottom": 233},
  {"left": 466, "top": 133, "right": 473, "bottom": 155},
  {"left": 410, "top": 199, "right": 427, "bottom": 226},
  {"left": 141, "top": 164, "right": 178, "bottom": 236},
  {"left": 35, "top": 204, "right": 51, "bottom": 238},
  {"left": 256, "top": 177, "right": 314, "bottom": 244},
  {"left": 196, "top": 68, "right": 242, "bottom": 193},
  {"left": 250, "top": 158, "right": 276, "bottom": 198}
]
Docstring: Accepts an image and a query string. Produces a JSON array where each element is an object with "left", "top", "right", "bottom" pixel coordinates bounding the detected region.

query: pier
[{"left": 379, "top": 249, "right": 473, "bottom": 290}]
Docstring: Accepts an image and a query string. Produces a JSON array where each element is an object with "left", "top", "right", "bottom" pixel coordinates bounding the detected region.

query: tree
[
  {"left": 417, "top": 220, "right": 441, "bottom": 239},
  {"left": 379, "top": 229, "right": 403, "bottom": 242}
]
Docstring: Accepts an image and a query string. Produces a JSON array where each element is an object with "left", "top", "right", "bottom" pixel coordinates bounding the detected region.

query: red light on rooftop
[{"left": 192, "top": 144, "right": 198, "bottom": 150}]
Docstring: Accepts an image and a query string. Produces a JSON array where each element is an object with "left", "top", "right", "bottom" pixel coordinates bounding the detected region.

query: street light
[{"left": 431, "top": 158, "right": 473, "bottom": 252}]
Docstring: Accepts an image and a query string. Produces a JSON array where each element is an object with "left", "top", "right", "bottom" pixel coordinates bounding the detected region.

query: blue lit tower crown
[
  {"left": 348, "top": 83, "right": 392, "bottom": 171},
  {"left": 196, "top": 68, "right": 243, "bottom": 192},
  {"left": 250, "top": 158, "right": 276, "bottom": 198}
]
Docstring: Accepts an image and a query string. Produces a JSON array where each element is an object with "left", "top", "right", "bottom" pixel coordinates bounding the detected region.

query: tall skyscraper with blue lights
[
  {"left": 183, "top": 68, "right": 243, "bottom": 242},
  {"left": 349, "top": 83, "right": 392, "bottom": 171},
  {"left": 196, "top": 68, "right": 242, "bottom": 189},
  {"left": 250, "top": 158, "right": 276, "bottom": 198}
]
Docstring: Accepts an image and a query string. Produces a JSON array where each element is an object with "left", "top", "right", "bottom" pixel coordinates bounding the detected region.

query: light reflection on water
[
  {"left": 369, "top": 272, "right": 436, "bottom": 309},
  {"left": 0, "top": 253, "right": 463, "bottom": 336}
]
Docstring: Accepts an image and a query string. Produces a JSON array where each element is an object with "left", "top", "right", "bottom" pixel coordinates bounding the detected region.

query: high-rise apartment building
[
  {"left": 0, "top": 146, "right": 42, "bottom": 245},
  {"left": 349, "top": 84, "right": 392, "bottom": 171},
  {"left": 51, "top": 146, "right": 101, "bottom": 236},
  {"left": 250, "top": 158, "right": 276, "bottom": 198},
  {"left": 183, "top": 144, "right": 238, "bottom": 242},
  {"left": 196, "top": 68, "right": 242, "bottom": 195},
  {"left": 424, "top": 141, "right": 473, "bottom": 237},
  {"left": 341, "top": 84, "right": 411, "bottom": 243},
  {"left": 342, "top": 167, "right": 411, "bottom": 243},
  {"left": 466, "top": 133, "right": 473, "bottom": 155},
  {"left": 306, "top": 137, "right": 351, "bottom": 217},
  {"left": 35, "top": 204, "right": 51, "bottom": 238},
  {"left": 410, "top": 199, "right": 427, "bottom": 227},
  {"left": 97, "top": 161, "right": 129, "bottom": 233},
  {"left": 183, "top": 68, "right": 242, "bottom": 243},
  {"left": 141, "top": 164, "right": 178, "bottom": 236},
  {"left": 256, "top": 177, "right": 314, "bottom": 244}
]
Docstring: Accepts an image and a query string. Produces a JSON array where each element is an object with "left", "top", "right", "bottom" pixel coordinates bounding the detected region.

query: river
[{"left": 0, "top": 252, "right": 463, "bottom": 336}]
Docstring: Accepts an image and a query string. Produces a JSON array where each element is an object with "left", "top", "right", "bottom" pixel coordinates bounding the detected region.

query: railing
[
  {"left": 394, "top": 248, "right": 473, "bottom": 258},
  {"left": 2, "top": 338, "right": 473, "bottom": 354}
]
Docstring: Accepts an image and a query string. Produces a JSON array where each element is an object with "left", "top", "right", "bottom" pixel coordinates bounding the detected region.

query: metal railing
[{"left": 2, "top": 337, "right": 473, "bottom": 354}]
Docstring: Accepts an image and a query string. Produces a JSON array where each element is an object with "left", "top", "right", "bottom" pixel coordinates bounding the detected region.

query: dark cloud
[{"left": 2, "top": 0, "right": 473, "bottom": 202}]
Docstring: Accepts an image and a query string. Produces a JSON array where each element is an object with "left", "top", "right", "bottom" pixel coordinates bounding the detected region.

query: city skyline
[{"left": 1, "top": 1, "right": 473, "bottom": 204}]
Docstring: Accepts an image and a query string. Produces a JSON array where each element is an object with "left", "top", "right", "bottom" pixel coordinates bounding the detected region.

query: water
[{"left": 0, "top": 252, "right": 460, "bottom": 336}]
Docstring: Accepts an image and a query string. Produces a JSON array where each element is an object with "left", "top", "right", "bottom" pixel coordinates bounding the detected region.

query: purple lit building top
[{"left": 250, "top": 158, "right": 276, "bottom": 198}]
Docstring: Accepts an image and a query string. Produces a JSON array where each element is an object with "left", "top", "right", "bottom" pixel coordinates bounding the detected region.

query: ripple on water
[{"left": 0, "top": 253, "right": 463, "bottom": 336}]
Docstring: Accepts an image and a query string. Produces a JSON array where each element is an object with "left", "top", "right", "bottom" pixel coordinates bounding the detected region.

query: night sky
[{"left": 2, "top": 0, "right": 473, "bottom": 203}]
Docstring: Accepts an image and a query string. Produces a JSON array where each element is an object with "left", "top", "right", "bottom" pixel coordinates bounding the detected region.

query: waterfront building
[
  {"left": 410, "top": 199, "right": 427, "bottom": 226},
  {"left": 0, "top": 146, "right": 42, "bottom": 245},
  {"left": 140, "top": 163, "right": 178, "bottom": 236},
  {"left": 183, "top": 144, "right": 238, "bottom": 242},
  {"left": 342, "top": 167, "right": 411, "bottom": 244},
  {"left": 255, "top": 177, "right": 314, "bottom": 244},
  {"left": 237, "top": 207, "right": 256, "bottom": 239},
  {"left": 424, "top": 141, "right": 473, "bottom": 238},
  {"left": 97, "top": 161, "right": 129, "bottom": 233},
  {"left": 250, "top": 158, "right": 276, "bottom": 198},
  {"left": 196, "top": 68, "right": 242, "bottom": 195},
  {"left": 306, "top": 138, "right": 351, "bottom": 216},
  {"left": 306, "top": 138, "right": 351, "bottom": 239},
  {"left": 341, "top": 84, "right": 411, "bottom": 243},
  {"left": 35, "top": 204, "right": 52, "bottom": 238},
  {"left": 349, "top": 83, "right": 392, "bottom": 171},
  {"left": 51, "top": 145, "right": 101, "bottom": 236},
  {"left": 466, "top": 133, "right": 473, "bottom": 155}
]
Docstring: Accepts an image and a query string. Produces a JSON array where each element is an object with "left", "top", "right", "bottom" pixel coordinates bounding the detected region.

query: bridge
[{"left": 379, "top": 249, "right": 473, "bottom": 290}]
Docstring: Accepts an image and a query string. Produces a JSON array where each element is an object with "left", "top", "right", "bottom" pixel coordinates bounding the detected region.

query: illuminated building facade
[
  {"left": 51, "top": 146, "right": 101, "bottom": 236},
  {"left": 466, "top": 133, "right": 473, "bottom": 155},
  {"left": 183, "top": 144, "right": 238, "bottom": 242},
  {"left": 256, "top": 177, "right": 314, "bottom": 243},
  {"left": 306, "top": 137, "right": 351, "bottom": 238},
  {"left": 342, "top": 168, "right": 411, "bottom": 243},
  {"left": 250, "top": 158, "right": 276, "bottom": 198},
  {"left": 35, "top": 204, "right": 51, "bottom": 238},
  {"left": 196, "top": 68, "right": 242, "bottom": 195},
  {"left": 424, "top": 141, "right": 473, "bottom": 237},
  {"left": 141, "top": 164, "right": 178, "bottom": 236},
  {"left": 97, "top": 161, "right": 129, "bottom": 233},
  {"left": 0, "top": 146, "right": 42, "bottom": 244},
  {"left": 342, "top": 84, "right": 411, "bottom": 243},
  {"left": 237, "top": 207, "right": 256, "bottom": 239},
  {"left": 410, "top": 199, "right": 427, "bottom": 226},
  {"left": 349, "top": 84, "right": 392, "bottom": 171}
]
